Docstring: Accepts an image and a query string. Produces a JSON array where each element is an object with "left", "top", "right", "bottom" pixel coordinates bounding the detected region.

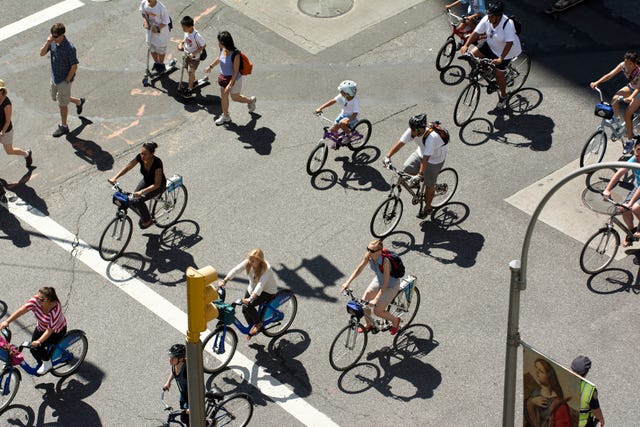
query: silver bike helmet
[{"left": 338, "top": 80, "right": 357, "bottom": 97}]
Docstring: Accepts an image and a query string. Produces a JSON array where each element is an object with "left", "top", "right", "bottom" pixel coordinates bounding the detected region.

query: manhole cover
[{"left": 298, "top": 0, "right": 354, "bottom": 18}]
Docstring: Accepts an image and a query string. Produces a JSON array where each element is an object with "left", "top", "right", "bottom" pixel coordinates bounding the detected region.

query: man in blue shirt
[{"left": 39, "top": 23, "right": 86, "bottom": 138}]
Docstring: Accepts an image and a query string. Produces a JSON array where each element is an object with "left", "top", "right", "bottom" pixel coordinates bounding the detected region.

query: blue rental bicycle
[
  {"left": 0, "top": 327, "right": 88, "bottom": 411},
  {"left": 201, "top": 290, "right": 297, "bottom": 374},
  {"left": 306, "top": 112, "right": 372, "bottom": 175}
]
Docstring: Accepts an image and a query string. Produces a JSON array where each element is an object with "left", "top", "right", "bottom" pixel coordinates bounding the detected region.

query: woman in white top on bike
[
  {"left": 590, "top": 51, "right": 640, "bottom": 153},
  {"left": 218, "top": 249, "right": 277, "bottom": 338}
]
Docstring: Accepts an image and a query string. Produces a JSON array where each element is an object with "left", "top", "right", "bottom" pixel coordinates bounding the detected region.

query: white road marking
[
  {"left": 0, "top": 0, "right": 84, "bottom": 42},
  {"left": 6, "top": 197, "right": 339, "bottom": 427}
]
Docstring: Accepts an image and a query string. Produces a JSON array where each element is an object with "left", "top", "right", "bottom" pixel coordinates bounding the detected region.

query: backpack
[
  {"left": 232, "top": 50, "right": 253, "bottom": 75},
  {"left": 424, "top": 123, "right": 450, "bottom": 145},
  {"left": 379, "top": 248, "right": 406, "bottom": 278},
  {"left": 503, "top": 15, "right": 522, "bottom": 35}
]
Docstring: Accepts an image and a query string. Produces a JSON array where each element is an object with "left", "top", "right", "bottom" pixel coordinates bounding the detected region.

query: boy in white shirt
[
  {"left": 177, "top": 16, "right": 206, "bottom": 97},
  {"left": 315, "top": 80, "right": 360, "bottom": 148}
]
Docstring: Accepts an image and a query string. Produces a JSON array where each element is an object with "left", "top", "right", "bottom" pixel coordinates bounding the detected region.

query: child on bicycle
[
  {"left": 163, "top": 344, "right": 189, "bottom": 423},
  {"left": 315, "top": 80, "right": 360, "bottom": 148},
  {"left": 445, "top": 0, "right": 486, "bottom": 33},
  {"left": 177, "top": 16, "right": 206, "bottom": 97}
]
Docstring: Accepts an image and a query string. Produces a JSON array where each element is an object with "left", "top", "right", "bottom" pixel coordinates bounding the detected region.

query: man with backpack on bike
[
  {"left": 383, "top": 114, "right": 450, "bottom": 219},
  {"left": 340, "top": 239, "right": 405, "bottom": 335},
  {"left": 460, "top": 0, "right": 522, "bottom": 110}
]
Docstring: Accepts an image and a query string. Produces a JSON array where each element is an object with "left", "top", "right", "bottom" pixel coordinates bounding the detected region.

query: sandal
[
  {"left": 357, "top": 324, "right": 373, "bottom": 334},
  {"left": 624, "top": 227, "right": 638, "bottom": 247}
]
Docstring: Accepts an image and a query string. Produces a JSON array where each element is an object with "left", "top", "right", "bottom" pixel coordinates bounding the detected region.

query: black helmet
[
  {"left": 487, "top": 1, "right": 505, "bottom": 15},
  {"left": 168, "top": 344, "right": 186, "bottom": 358},
  {"left": 409, "top": 114, "right": 427, "bottom": 130},
  {"left": 571, "top": 355, "right": 591, "bottom": 376}
]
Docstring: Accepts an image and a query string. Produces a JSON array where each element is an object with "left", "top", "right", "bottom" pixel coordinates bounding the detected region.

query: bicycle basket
[
  {"left": 595, "top": 102, "right": 613, "bottom": 119},
  {"left": 112, "top": 192, "right": 130, "bottom": 208},
  {"left": 214, "top": 300, "right": 236, "bottom": 325},
  {"left": 346, "top": 300, "right": 364, "bottom": 318}
]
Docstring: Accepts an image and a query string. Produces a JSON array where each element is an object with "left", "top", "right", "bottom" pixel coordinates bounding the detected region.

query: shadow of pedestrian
[
  {"left": 66, "top": 117, "right": 114, "bottom": 171},
  {"left": 225, "top": 113, "right": 276, "bottom": 156},
  {"left": 3, "top": 170, "right": 49, "bottom": 217}
]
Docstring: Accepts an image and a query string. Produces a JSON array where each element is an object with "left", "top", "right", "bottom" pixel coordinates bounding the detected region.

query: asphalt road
[{"left": 1, "top": 0, "right": 640, "bottom": 426}]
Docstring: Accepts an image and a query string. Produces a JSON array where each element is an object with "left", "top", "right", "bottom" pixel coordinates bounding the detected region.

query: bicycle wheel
[
  {"left": 50, "top": 329, "right": 88, "bottom": 377},
  {"left": 98, "top": 215, "right": 133, "bottom": 261},
  {"left": 580, "top": 228, "right": 620, "bottom": 274},
  {"left": 506, "top": 52, "right": 530, "bottom": 93},
  {"left": 202, "top": 326, "right": 238, "bottom": 374},
  {"left": 152, "top": 185, "right": 188, "bottom": 228},
  {"left": 0, "top": 368, "right": 20, "bottom": 412},
  {"left": 580, "top": 130, "right": 607, "bottom": 168},
  {"left": 431, "top": 168, "right": 458, "bottom": 208},
  {"left": 370, "top": 197, "right": 404, "bottom": 238},
  {"left": 453, "top": 83, "right": 480, "bottom": 126},
  {"left": 260, "top": 290, "right": 297, "bottom": 338},
  {"left": 329, "top": 323, "right": 367, "bottom": 371},
  {"left": 348, "top": 119, "right": 372, "bottom": 151},
  {"left": 436, "top": 37, "right": 456, "bottom": 71},
  {"left": 210, "top": 393, "right": 253, "bottom": 427},
  {"left": 306, "top": 142, "right": 328, "bottom": 176},
  {"left": 386, "top": 286, "right": 421, "bottom": 329}
]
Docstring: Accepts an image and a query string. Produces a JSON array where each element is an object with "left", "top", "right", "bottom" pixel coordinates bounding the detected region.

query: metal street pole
[{"left": 501, "top": 161, "right": 638, "bottom": 426}]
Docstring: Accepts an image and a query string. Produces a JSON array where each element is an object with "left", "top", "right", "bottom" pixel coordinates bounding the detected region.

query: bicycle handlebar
[
  {"left": 602, "top": 193, "right": 631, "bottom": 211},
  {"left": 342, "top": 288, "right": 376, "bottom": 307}
]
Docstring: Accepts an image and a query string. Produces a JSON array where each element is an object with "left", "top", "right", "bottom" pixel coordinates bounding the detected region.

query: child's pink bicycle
[
  {"left": 306, "top": 112, "right": 372, "bottom": 176},
  {"left": 435, "top": 8, "right": 485, "bottom": 71}
]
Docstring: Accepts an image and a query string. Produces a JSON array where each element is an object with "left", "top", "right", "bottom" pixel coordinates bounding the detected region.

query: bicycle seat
[{"left": 205, "top": 386, "right": 224, "bottom": 401}]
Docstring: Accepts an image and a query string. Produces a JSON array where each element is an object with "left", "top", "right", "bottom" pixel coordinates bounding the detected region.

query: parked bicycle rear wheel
[
  {"left": 386, "top": 286, "right": 421, "bottom": 330},
  {"left": 260, "top": 290, "right": 297, "bottom": 338},
  {"left": 454, "top": 82, "right": 480, "bottom": 126},
  {"left": 348, "top": 119, "right": 372, "bottom": 151},
  {"left": 152, "top": 185, "right": 188, "bottom": 228},
  {"left": 306, "top": 142, "right": 328, "bottom": 175},
  {"left": 329, "top": 322, "right": 367, "bottom": 371},
  {"left": 370, "top": 197, "right": 404, "bottom": 238},
  {"left": 432, "top": 168, "right": 458, "bottom": 208},
  {"left": 98, "top": 215, "right": 133, "bottom": 261},
  {"left": 0, "top": 368, "right": 20, "bottom": 412},
  {"left": 210, "top": 393, "right": 253, "bottom": 427},
  {"left": 202, "top": 326, "right": 238, "bottom": 374},
  {"left": 580, "top": 130, "right": 607, "bottom": 168},
  {"left": 51, "top": 329, "right": 88, "bottom": 377},
  {"left": 506, "top": 52, "right": 531, "bottom": 93},
  {"left": 436, "top": 37, "right": 456, "bottom": 71},
  {"left": 580, "top": 228, "right": 620, "bottom": 274}
]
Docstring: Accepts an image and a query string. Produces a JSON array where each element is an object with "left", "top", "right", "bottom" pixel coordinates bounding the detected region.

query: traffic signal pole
[{"left": 185, "top": 266, "right": 219, "bottom": 427}]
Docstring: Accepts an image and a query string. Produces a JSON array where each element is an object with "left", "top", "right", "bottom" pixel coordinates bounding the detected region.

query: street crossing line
[
  {"left": 5, "top": 196, "right": 339, "bottom": 427},
  {"left": 0, "top": 0, "right": 84, "bottom": 43}
]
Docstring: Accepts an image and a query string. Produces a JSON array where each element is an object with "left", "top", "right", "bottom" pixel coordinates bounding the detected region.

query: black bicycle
[{"left": 161, "top": 386, "right": 253, "bottom": 426}]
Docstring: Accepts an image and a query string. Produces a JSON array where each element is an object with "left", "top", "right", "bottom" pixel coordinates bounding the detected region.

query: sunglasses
[
  {"left": 366, "top": 247, "right": 380, "bottom": 253},
  {"left": 51, "top": 34, "right": 62, "bottom": 38},
  {"left": 37, "top": 297, "right": 46, "bottom": 302}
]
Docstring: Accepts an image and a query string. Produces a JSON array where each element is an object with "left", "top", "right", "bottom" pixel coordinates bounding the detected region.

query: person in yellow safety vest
[{"left": 571, "top": 356, "right": 605, "bottom": 427}]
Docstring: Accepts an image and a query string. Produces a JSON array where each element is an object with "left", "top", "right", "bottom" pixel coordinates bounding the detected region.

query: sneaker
[
  {"left": 76, "top": 97, "right": 85, "bottom": 115},
  {"left": 215, "top": 115, "right": 231, "bottom": 126},
  {"left": 157, "top": 63, "right": 166, "bottom": 74},
  {"left": 623, "top": 139, "right": 634, "bottom": 155},
  {"left": 25, "top": 149, "right": 32, "bottom": 168},
  {"left": 495, "top": 96, "right": 508, "bottom": 110},
  {"left": 182, "top": 89, "right": 195, "bottom": 98},
  {"left": 329, "top": 141, "right": 339, "bottom": 150},
  {"left": 52, "top": 125, "right": 69, "bottom": 138},
  {"left": 37, "top": 360, "right": 52, "bottom": 375},
  {"left": 417, "top": 207, "right": 433, "bottom": 219},
  {"left": 247, "top": 96, "right": 256, "bottom": 113}
]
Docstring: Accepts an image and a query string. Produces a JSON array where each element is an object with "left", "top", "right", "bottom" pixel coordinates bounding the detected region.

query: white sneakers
[
  {"left": 37, "top": 360, "right": 52, "bottom": 375},
  {"left": 215, "top": 115, "right": 231, "bottom": 126},
  {"left": 248, "top": 96, "right": 257, "bottom": 113}
]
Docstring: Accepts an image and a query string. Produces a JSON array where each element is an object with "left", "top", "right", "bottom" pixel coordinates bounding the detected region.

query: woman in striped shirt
[{"left": 0, "top": 287, "right": 67, "bottom": 375}]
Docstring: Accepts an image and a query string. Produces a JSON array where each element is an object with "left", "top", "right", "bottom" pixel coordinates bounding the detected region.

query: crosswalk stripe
[{"left": 0, "top": 0, "right": 84, "bottom": 43}]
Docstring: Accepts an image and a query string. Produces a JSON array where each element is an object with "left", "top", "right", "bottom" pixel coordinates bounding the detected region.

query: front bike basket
[
  {"left": 112, "top": 192, "right": 130, "bottom": 209},
  {"left": 214, "top": 300, "right": 236, "bottom": 325},
  {"left": 346, "top": 300, "right": 364, "bottom": 318},
  {"left": 595, "top": 102, "right": 613, "bottom": 119}
]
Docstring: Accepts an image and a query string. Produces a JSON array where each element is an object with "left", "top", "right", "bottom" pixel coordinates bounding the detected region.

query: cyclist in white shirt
[
  {"left": 383, "top": 114, "right": 449, "bottom": 219},
  {"left": 460, "top": 1, "right": 522, "bottom": 110}
]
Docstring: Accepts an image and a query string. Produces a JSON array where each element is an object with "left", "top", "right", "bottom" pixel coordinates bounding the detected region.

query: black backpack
[
  {"left": 380, "top": 249, "right": 406, "bottom": 278},
  {"left": 503, "top": 15, "right": 522, "bottom": 35}
]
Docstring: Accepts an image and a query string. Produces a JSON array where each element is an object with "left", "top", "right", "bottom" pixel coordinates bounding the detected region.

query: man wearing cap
[
  {"left": 39, "top": 23, "right": 86, "bottom": 138},
  {"left": 571, "top": 355, "right": 605, "bottom": 427}
]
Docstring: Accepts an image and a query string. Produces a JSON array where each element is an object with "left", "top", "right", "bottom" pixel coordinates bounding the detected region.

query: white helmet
[{"left": 338, "top": 80, "right": 357, "bottom": 97}]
